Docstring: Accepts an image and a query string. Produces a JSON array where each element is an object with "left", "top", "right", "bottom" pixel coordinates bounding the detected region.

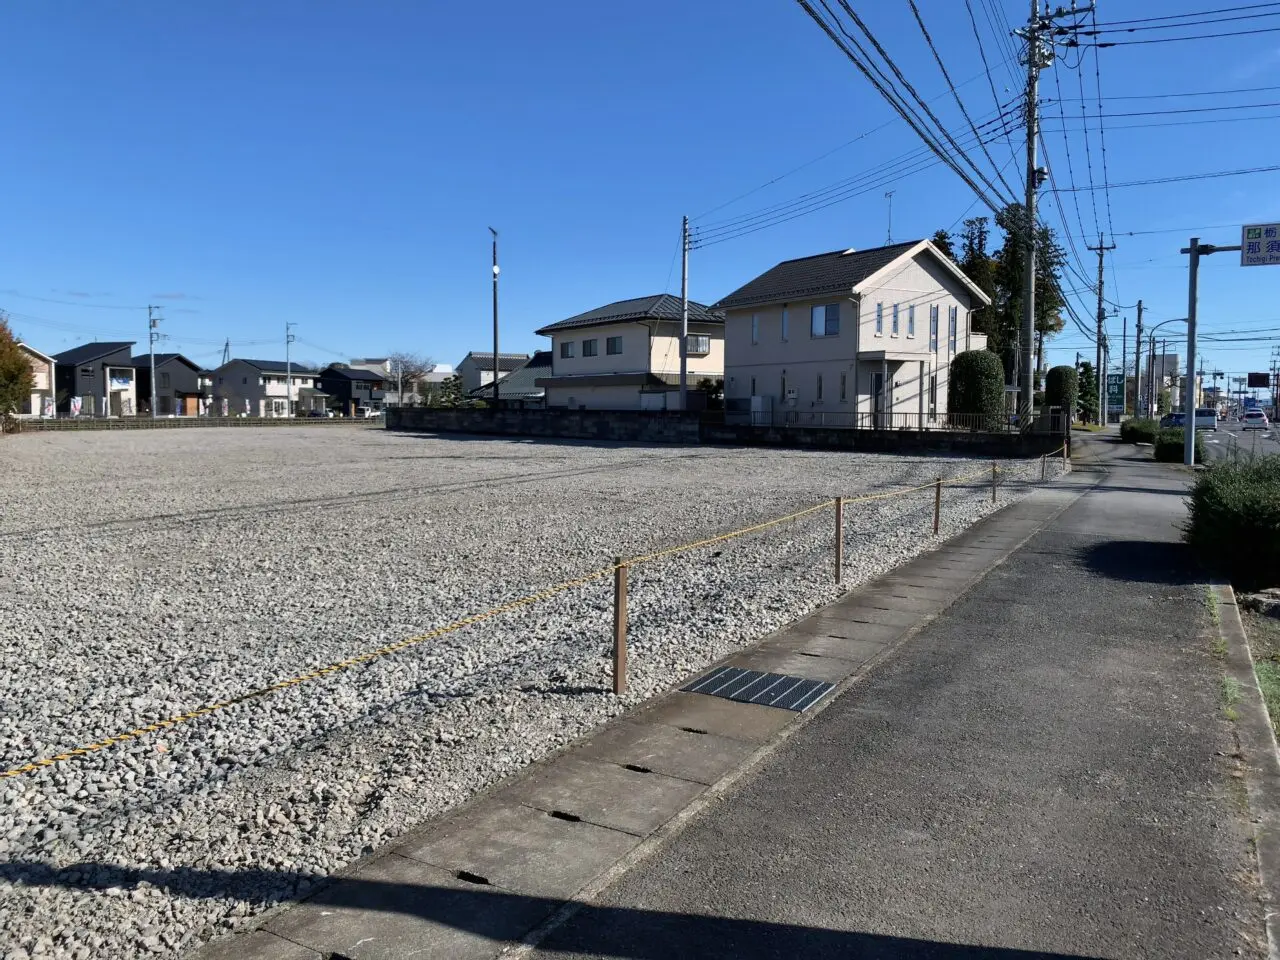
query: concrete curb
[{"left": 1214, "top": 582, "right": 1280, "bottom": 960}]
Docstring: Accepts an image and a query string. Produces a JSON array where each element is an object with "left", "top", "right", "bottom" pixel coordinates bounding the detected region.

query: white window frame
[
  {"left": 891, "top": 303, "right": 900, "bottom": 337},
  {"left": 687, "top": 334, "right": 711, "bottom": 355},
  {"left": 560, "top": 341, "right": 575, "bottom": 359},
  {"left": 582, "top": 338, "right": 598, "bottom": 358},
  {"left": 875, "top": 302, "right": 884, "bottom": 336},
  {"left": 929, "top": 305, "right": 939, "bottom": 352},
  {"left": 751, "top": 314, "right": 759, "bottom": 344},
  {"left": 811, "top": 303, "right": 840, "bottom": 338},
  {"left": 907, "top": 304, "right": 916, "bottom": 338},
  {"left": 781, "top": 309, "right": 789, "bottom": 342},
  {"left": 606, "top": 336, "right": 623, "bottom": 355},
  {"left": 948, "top": 306, "right": 958, "bottom": 355}
]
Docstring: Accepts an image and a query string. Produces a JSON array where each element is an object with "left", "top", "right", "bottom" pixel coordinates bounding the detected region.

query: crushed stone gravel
[{"left": 0, "top": 427, "right": 1063, "bottom": 958}]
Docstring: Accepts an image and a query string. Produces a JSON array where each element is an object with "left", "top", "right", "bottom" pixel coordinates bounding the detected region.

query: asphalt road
[
  {"left": 527, "top": 444, "right": 1265, "bottom": 960},
  {"left": 1200, "top": 416, "right": 1278, "bottom": 461}
]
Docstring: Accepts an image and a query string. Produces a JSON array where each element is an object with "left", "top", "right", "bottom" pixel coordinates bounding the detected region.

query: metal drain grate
[{"left": 682, "top": 666, "right": 834, "bottom": 712}]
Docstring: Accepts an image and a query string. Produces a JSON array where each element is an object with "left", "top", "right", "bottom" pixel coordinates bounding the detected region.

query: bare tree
[{"left": 387, "top": 352, "right": 433, "bottom": 405}]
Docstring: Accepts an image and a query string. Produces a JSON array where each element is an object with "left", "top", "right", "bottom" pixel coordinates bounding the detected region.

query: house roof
[
  {"left": 52, "top": 341, "right": 136, "bottom": 365},
  {"left": 236, "top": 359, "right": 321, "bottom": 375},
  {"left": 320, "top": 365, "right": 386, "bottom": 381},
  {"left": 468, "top": 350, "right": 552, "bottom": 399},
  {"left": 535, "top": 294, "right": 724, "bottom": 336},
  {"left": 461, "top": 351, "right": 529, "bottom": 372},
  {"left": 17, "top": 342, "right": 54, "bottom": 363},
  {"left": 130, "top": 353, "right": 203, "bottom": 372}
]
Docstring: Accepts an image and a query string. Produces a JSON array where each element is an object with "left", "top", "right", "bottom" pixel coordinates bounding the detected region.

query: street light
[{"left": 1144, "top": 318, "right": 1187, "bottom": 418}]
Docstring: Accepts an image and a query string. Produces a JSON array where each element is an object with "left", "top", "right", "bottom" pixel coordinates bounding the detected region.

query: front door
[{"left": 872, "top": 372, "right": 892, "bottom": 428}]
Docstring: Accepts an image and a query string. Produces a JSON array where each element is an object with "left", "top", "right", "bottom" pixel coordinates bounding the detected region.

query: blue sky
[{"left": 3, "top": 0, "right": 1279, "bottom": 387}]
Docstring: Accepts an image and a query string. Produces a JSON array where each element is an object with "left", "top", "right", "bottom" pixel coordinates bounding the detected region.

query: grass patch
[
  {"left": 1254, "top": 661, "right": 1280, "bottom": 738},
  {"left": 1223, "top": 675, "right": 1242, "bottom": 721},
  {"left": 1073, "top": 423, "right": 1104, "bottom": 433}
]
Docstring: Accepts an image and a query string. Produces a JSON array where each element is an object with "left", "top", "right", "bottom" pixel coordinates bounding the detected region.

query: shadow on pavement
[
  {"left": 1, "top": 859, "right": 1110, "bottom": 960},
  {"left": 1081, "top": 539, "right": 1195, "bottom": 584}
]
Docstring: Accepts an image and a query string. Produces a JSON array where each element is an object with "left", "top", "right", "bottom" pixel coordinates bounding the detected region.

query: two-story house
[
  {"left": 15, "top": 343, "right": 55, "bottom": 416},
  {"left": 467, "top": 350, "right": 551, "bottom": 406},
  {"left": 132, "top": 353, "right": 212, "bottom": 416},
  {"left": 210, "top": 359, "right": 322, "bottom": 417},
  {"left": 317, "top": 364, "right": 386, "bottom": 416},
  {"left": 457, "top": 352, "right": 529, "bottom": 394},
  {"left": 52, "top": 341, "right": 138, "bottom": 416},
  {"left": 534, "top": 294, "right": 725, "bottom": 410},
  {"left": 714, "top": 240, "right": 990, "bottom": 427}
]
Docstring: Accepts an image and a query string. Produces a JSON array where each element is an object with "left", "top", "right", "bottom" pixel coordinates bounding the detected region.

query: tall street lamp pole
[{"left": 490, "top": 227, "right": 500, "bottom": 406}]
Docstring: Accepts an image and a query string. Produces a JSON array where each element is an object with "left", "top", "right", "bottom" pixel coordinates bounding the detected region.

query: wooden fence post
[
  {"left": 834, "top": 497, "right": 844, "bottom": 584},
  {"left": 933, "top": 478, "right": 942, "bottom": 535},
  {"left": 613, "top": 557, "right": 628, "bottom": 696}
]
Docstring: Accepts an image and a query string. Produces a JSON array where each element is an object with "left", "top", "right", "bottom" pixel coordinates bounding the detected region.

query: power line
[
  {"left": 1051, "top": 163, "right": 1280, "bottom": 190},
  {"left": 1051, "top": 83, "right": 1280, "bottom": 100},
  {"left": 1074, "top": 37, "right": 1102, "bottom": 239},
  {"left": 1043, "top": 110, "right": 1280, "bottom": 130},
  {"left": 964, "top": 0, "right": 1021, "bottom": 174},
  {"left": 1090, "top": 8, "right": 1280, "bottom": 32},
  {"left": 1091, "top": 2, "right": 1280, "bottom": 29},
  {"left": 1091, "top": 7, "right": 1119, "bottom": 311},
  {"left": 1050, "top": 63, "right": 1091, "bottom": 257},
  {"left": 1087, "top": 25, "right": 1280, "bottom": 46}
]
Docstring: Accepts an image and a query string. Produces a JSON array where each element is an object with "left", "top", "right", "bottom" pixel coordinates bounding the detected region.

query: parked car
[
  {"left": 355, "top": 407, "right": 381, "bottom": 419},
  {"left": 1159, "top": 412, "right": 1185, "bottom": 428},
  {"left": 305, "top": 409, "right": 334, "bottom": 418},
  {"left": 1194, "top": 408, "right": 1217, "bottom": 431},
  {"left": 1242, "top": 409, "right": 1270, "bottom": 430}
]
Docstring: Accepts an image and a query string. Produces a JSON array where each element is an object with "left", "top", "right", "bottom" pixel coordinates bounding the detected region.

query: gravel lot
[{"left": 0, "top": 427, "right": 1061, "bottom": 959}]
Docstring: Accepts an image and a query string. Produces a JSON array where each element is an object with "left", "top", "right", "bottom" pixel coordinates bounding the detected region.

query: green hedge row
[
  {"left": 1154, "top": 427, "right": 1205, "bottom": 463},
  {"left": 1187, "top": 455, "right": 1280, "bottom": 590},
  {"left": 1120, "top": 418, "right": 1159, "bottom": 444}
]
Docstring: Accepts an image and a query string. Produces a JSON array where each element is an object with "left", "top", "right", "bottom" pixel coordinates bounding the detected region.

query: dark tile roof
[
  {"left": 319, "top": 365, "right": 386, "bottom": 381},
  {"left": 468, "top": 350, "right": 552, "bottom": 399},
  {"left": 535, "top": 294, "right": 724, "bottom": 336},
  {"left": 130, "top": 353, "right": 202, "bottom": 372},
  {"left": 462, "top": 351, "right": 529, "bottom": 372},
  {"left": 52, "top": 341, "right": 136, "bottom": 365},
  {"left": 237, "top": 359, "right": 321, "bottom": 375},
  {"left": 711, "top": 241, "right": 922, "bottom": 310}
]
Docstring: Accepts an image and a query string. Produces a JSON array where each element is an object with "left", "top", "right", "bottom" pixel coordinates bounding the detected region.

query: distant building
[
  {"left": 15, "top": 343, "right": 54, "bottom": 416},
  {"left": 317, "top": 364, "right": 386, "bottom": 416},
  {"left": 132, "top": 353, "right": 211, "bottom": 416},
  {"left": 468, "top": 350, "right": 551, "bottom": 406},
  {"left": 210, "top": 359, "right": 323, "bottom": 417},
  {"left": 457, "top": 351, "right": 530, "bottom": 393},
  {"left": 52, "top": 341, "right": 138, "bottom": 416},
  {"left": 535, "top": 295, "right": 725, "bottom": 410}
]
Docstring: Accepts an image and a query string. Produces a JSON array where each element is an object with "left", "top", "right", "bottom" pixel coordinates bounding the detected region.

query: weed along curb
[{"left": 1212, "top": 583, "right": 1280, "bottom": 960}]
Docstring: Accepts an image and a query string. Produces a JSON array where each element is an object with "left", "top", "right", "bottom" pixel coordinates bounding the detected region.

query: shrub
[
  {"left": 1153, "top": 427, "right": 1205, "bottom": 463},
  {"left": 1187, "top": 456, "right": 1280, "bottom": 590},
  {"left": 0, "top": 314, "right": 33, "bottom": 419},
  {"left": 1120, "top": 417, "right": 1159, "bottom": 444},
  {"left": 1043, "top": 365, "right": 1078, "bottom": 416},
  {"left": 947, "top": 350, "right": 1005, "bottom": 430}
]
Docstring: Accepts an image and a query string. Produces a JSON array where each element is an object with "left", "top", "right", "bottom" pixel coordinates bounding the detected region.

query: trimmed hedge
[
  {"left": 947, "top": 350, "right": 1006, "bottom": 430},
  {"left": 1044, "top": 365, "right": 1078, "bottom": 418},
  {"left": 1153, "top": 427, "right": 1205, "bottom": 463},
  {"left": 1187, "top": 455, "right": 1280, "bottom": 590},
  {"left": 1119, "top": 417, "right": 1159, "bottom": 444}
]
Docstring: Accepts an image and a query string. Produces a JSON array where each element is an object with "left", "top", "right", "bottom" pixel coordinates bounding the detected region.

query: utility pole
[
  {"left": 680, "top": 214, "right": 690, "bottom": 412},
  {"left": 1121, "top": 314, "right": 1127, "bottom": 417},
  {"left": 1087, "top": 234, "right": 1116, "bottom": 425},
  {"left": 285, "top": 322, "right": 296, "bottom": 418},
  {"left": 221, "top": 338, "right": 231, "bottom": 367},
  {"left": 147, "top": 305, "right": 162, "bottom": 419},
  {"left": 884, "top": 191, "right": 894, "bottom": 244},
  {"left": 1132, "top": 300, "right": 1143, "bottom": 421},
  {"left": 490, "top": 227, "right": 500, "bottom": 406},
  {"left": 1181, "top": 236, "right": 1242, "bottom": 465}
]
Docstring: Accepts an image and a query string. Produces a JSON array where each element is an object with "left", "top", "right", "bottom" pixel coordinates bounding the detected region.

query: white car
[
  {"left": 1242, "top": 409, "right": 1270, "bottom": 430},
  {"left": 1194, "top": 408, "right": 1218, "bottom": 432}
]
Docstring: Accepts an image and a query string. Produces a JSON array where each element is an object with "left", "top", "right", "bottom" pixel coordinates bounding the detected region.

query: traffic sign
[{"left": 1242, "top": 224, "right": 1280, "bottom": 266}]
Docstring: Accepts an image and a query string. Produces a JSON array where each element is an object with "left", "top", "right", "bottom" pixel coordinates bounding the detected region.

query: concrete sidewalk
[{"left": 198, "top": 437, "right": 1268, "bottom": 959}]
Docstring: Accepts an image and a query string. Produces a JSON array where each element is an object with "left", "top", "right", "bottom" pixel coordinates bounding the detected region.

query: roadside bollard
[
  {"left": 834, "top": 496, "right": 844, "bottom": 585},
  {"left": 991, "top": 462, "right": 997, "bottom": 503},
  {"left": 613, "top": 556, "right": 628, "bottom": 695},
  {"left": 933, "top": 478, "right": 942, "bottom": 535}
]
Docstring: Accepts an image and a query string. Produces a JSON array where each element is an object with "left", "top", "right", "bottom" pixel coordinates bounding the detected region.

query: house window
[
  {"left": 218, "top": 376, "right": 224, "bottom": 386},
  {"left": 750, "top": 376, "right": 756, "bottom": 395},
  {"left": 929, "top": 305, "right": 939, "bottom": 352},
  {"left": 781, "top": 374, "right": 787, "bottom": 399},
  {"left": 929, "top": 373, "right": 938, "bottom": 417},
  {"left": 243, "top": 377, "right": 248, "bottom": 384},
  {"left": 875, "top": 303, "right": 884, "bottom": 335},
  {"left": 840, "top": 372, "right": 847, "bottom": 402},
  {"left": 159, "top": 372, "right": 170, "bottom": 388},
  {"left": 907, "top": 305, "right": 916, "bottom": 337},
  {"left": 560, "top": 341, "right": 575, "bottom": 359},
  {"left": 948, "top": 306, "right": 958, "bottom": 354},
  {"left": 687, "top": 334, "right": 711, "bottom": 355},
  {"left": 811, "top": 303, "right": 839, "bottom": 337},
  {"left": 816, "top": 374, "right": 823, "bottom": 401},
  {"left": 751, "top": 314, "right": 759, "bottom": 344},
  {"left": 891, "top": 304, "right": 900, "bottom": 336},
  {"left": 606, "top": 336, "right": 623, "bottom": 355},
  {"left": 79, "top": 366, "right": 93, "bottom": 380},
  {"left": 582, "top": 338, "right": 598, "bottom": 357},
  {"left": 781, "top": 309, "right": 789, "bottom": 341}
]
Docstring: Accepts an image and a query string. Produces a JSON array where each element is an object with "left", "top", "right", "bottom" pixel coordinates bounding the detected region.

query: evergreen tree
[
  {"left": 1077, "top": 361, "right": 1099, "bottom": 424},
  {"left": 0, "top": 313, "right": 34, "bottom": 419}
]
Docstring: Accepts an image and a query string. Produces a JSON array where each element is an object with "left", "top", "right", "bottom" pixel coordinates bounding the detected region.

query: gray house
[
  {"left": 132, "top": 353, "right": 212, "bottom": 416},
  {"left": 53, "top": 341, "right": 138, "bottom": 416},
  {"left": 210, "top": 359, "right": 323, "bottom": 417},
  {"left": 457, "top": 351, "right": 529, "bottom": 394}
]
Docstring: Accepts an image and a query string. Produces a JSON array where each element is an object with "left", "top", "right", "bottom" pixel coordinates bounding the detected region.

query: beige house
[
  {"left": 15, "top": 343, "right": 55, "bottom": 416},
  {"left": 535, "top": 294, "right": 725, "bottom": 410},
  {"left": 714, "top": 239, "right": 990, "bottom": 427}
]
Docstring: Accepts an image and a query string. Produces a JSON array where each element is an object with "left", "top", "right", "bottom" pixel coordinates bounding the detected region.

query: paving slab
[
  {"left": 821, "top": 604, "right": 923, "bottom": 628},
  {"left": 573, "top": 719, "right": 758, "bottom": 785},
  {"left": 263, "top": 855, "right": 555, "bottom": 960},
  {"left": 635, "top": 691, "right": 797, "bottom": 742},
  {"left": 193, "top": 931, "right": 322, "bottom": 960},
  {"left": 516, "top": 757, "right": 707, "bottom": 836},
  {"left": 784, "top": 617, "right": 903, "bottom": 644},
  {"left": 395, "top": 800, "right": 641, "bottom": 899},
  {"left": 761, "top": 632, "right": 889, "bottom": 663},
  {"left": 722, "top": 647, "right": 862, "bottom": 684}
]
